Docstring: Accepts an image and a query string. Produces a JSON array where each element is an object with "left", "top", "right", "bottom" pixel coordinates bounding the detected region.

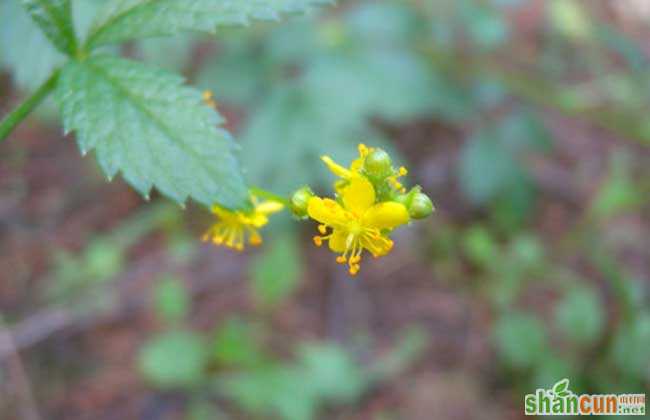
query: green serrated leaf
[
  {"left": 20, "top": 0, "right": 77, "bottom": 54},
  {"left": 56, "top": 55, "right": 248, "bottom": 208},
  {"left": 86, "top": 0, "right": 333, "bottom": 49}
]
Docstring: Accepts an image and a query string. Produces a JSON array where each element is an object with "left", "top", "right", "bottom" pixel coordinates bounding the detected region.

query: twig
[
  {"left": 0, "top": 317, "right": 42, "bottom": 420},
  {"left": 0, "top": 248, "right": 244, "bottom": 359}
]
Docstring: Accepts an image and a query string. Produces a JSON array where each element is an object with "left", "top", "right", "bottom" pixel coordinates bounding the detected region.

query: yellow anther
[
  {"left": 313, "top": 236, "right": 323, "bottom": 246},
  {"left": 336, "top": 256, "right": 347, "bottom": 264},
  {"left": 398, "top": 166, "right": 408, "bottom": 176},
  {"left": 318, "top": 224, "right": 327, "bottom": 234}
]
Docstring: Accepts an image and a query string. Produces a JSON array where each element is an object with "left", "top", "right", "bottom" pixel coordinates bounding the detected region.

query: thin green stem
[
  {"left": 249, "top": 186, "right": 290, "bottom": 207},
  {"left": 0, "top": 70, "right": 60, "bottom": 143}
]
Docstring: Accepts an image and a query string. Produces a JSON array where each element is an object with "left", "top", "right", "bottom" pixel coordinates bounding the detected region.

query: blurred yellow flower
[
  {"left": 308, "top": 176, "right": 409, "bottom": 275},
  {"left": 203, "top": 198, "right": 283, "bottom": 251},
  {"left": 202, "top": 90, "right": 217, "bottom": 108}
]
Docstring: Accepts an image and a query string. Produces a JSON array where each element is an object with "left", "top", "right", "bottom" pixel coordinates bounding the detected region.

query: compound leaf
[
  {"left": 20, "top": 0, "right": 77, "bottom": 54},
  {"left": 86, "top": 0, "right": 333, "bottom": 48},
  {"left": 56, "top": 55, "right": 248, "bottom": 208}
]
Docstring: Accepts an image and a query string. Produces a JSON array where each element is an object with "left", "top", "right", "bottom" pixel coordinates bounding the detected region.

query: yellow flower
[
  {"left": 202, "top": 198, "right": 283, "bottom": 251},
  {"left": 321, "top": 143, "right": 371, "bottom": 180},
  {"left": 387, "top": 166, "right": 408, "bottom": 194},
  {"left": 321, "top": 143, "right": 409, "bottom": 194},
  {"left": 308, "top": 176, "right": 409, "bottom": 275}
]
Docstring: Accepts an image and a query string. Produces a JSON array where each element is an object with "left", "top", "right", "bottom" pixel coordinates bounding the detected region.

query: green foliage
[
  {"left": 46, "top": 203, "right": 174, "bottom": 310},
  {"left": 138, "top": 330, "right": 208, "bottom": 389},
  {"left": 590, "top": 152, "right": 643, "bottom": 219},
  {"left": 493, "top": 312, "right": 548, "bottom": 370},
  {"left": 137, "top": 311, "right": 425, "bottom": 420},
  {"left": 365, "top": 327, "right": 429, "bottom": 383},
  {"left": 20, "top": 0, "right": 77, "bottom": 54},
  {"left": 212, "top": 318, "right": 267, "bottom": 368},
  {"left": 547, "top": 0, "right": 592, "bottom": 41},
  {"left": 153, "top": 276, "right": 190, "bottom": 323},
  {"left": 459, "top": 110, "right": 549, "bottom": 209},
  {"left": 56, "top": 55, "right": 248, "bottom": 208},
  {"left": 298, "top": 343, "right": 366, "bottom": 402},
  {"left": 461, "top": 225, "right": 498, "bottom": 268},
  {"left": 223, "top": 365, "right": 316, "bottom": 420},
  {"left": 459, "top": 133, "right": 520, "bottom": 204},
  {"left": 250, "top": 233, "right": 302, "bottom": 307},
  {"left": 555, "top": 286, "right": 604, "bottom": 346},
  {"left": 0, "top": 0, "right": 65, "bottom": 90},
  {"left": 610, "top": 312, "right": 650, "bottom": 380},
  {"left": 85, "top": 0, "right": 333, "bottom": 49},
  {"left": 211, "top": 2, "right": 442, "bottom": 193},
  {"left": 2, "top": 0, "right": 339, "bottom": 208},
  {"left": 223, "top": 343, "right": 365, "bottom": 420},
  {"left": 48, "top": 238, "right": 124, "bottom": 311},
  {"left": 532, "top": 354, "right": 575, "bottom": 391}
]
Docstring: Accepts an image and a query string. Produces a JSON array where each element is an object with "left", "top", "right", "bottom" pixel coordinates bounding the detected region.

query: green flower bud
[
  {"left": 394, "top": 193, "right": 410, "bottom": 207},
  {"left": 290, "top": 186, "right": 314, "bottom": 218},
  {"left": 364, "top": 148, "right": 392, "bottom": 178},
  {"left": 408, "top": 193, "right": 434, "bottom": 219}
]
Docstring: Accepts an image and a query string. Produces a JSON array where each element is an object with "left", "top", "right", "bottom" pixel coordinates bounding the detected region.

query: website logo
[{"left": 524, "top": 379, "right": 646, "bottom": 416}]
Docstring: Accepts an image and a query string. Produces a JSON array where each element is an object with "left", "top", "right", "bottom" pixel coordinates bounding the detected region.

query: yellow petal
[
  {"left": 341, "top": 176, "right": 375, "bottom": 214},
  {"left": 255, "top": 200, "right": 284, "bottom": 215},
  {"left": 321, "top": 156, "right": 352, "bottom": 178},
  {"left": 307, "top": 197, "right": 348, "bottom": 227},
  {"left": 350, "top": 156, "right": 364, "bottom": 172},
  {"left": 362, "top": 202, "right": 409, "bottom": 230},
  {"left": 248, "top": 213, "right": 269, "bottom": 228},
  {"left": 328, "top": 229, "right": 348, "bottom": 252}
]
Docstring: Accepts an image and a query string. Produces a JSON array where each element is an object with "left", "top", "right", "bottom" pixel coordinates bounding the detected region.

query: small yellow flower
[
  {"left": 202, "top": 90, "right": 218, "bottom": 109},
  {"left": 321, "top": 143, "right": 370, "bottom": 180},
  {"left": 203, "top": 198, "right": 283, "bottom": 251},
  {"left": 308, "top": 176, "right": 409, "bottom": 275},
  {"left": 321, "top": 144, "right": 408, "bottom": 194},
  {"left": 387, "top": 166, "right": 408, "bottom": 193}
]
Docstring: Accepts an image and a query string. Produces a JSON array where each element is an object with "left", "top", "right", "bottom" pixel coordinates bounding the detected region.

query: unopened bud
[
  {"left": 364, "top": 148, "right": 392, "bottom": 178},
  {"left": 408, "top": 192, "right": 434, "bottom": 219},
  {"left": 290, "top": 186, "right": 314, "bottom": 218}
]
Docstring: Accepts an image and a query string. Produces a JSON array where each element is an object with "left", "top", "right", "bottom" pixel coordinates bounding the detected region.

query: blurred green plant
[
  {"left": 138, "top": 277, "right": 428, "bottom": 419},
  {"left": 46, "top": 203, "right": 177, "bottom": 313},
  {"left": 250, "top": 232, "right": 302, "bottom": 308}
]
